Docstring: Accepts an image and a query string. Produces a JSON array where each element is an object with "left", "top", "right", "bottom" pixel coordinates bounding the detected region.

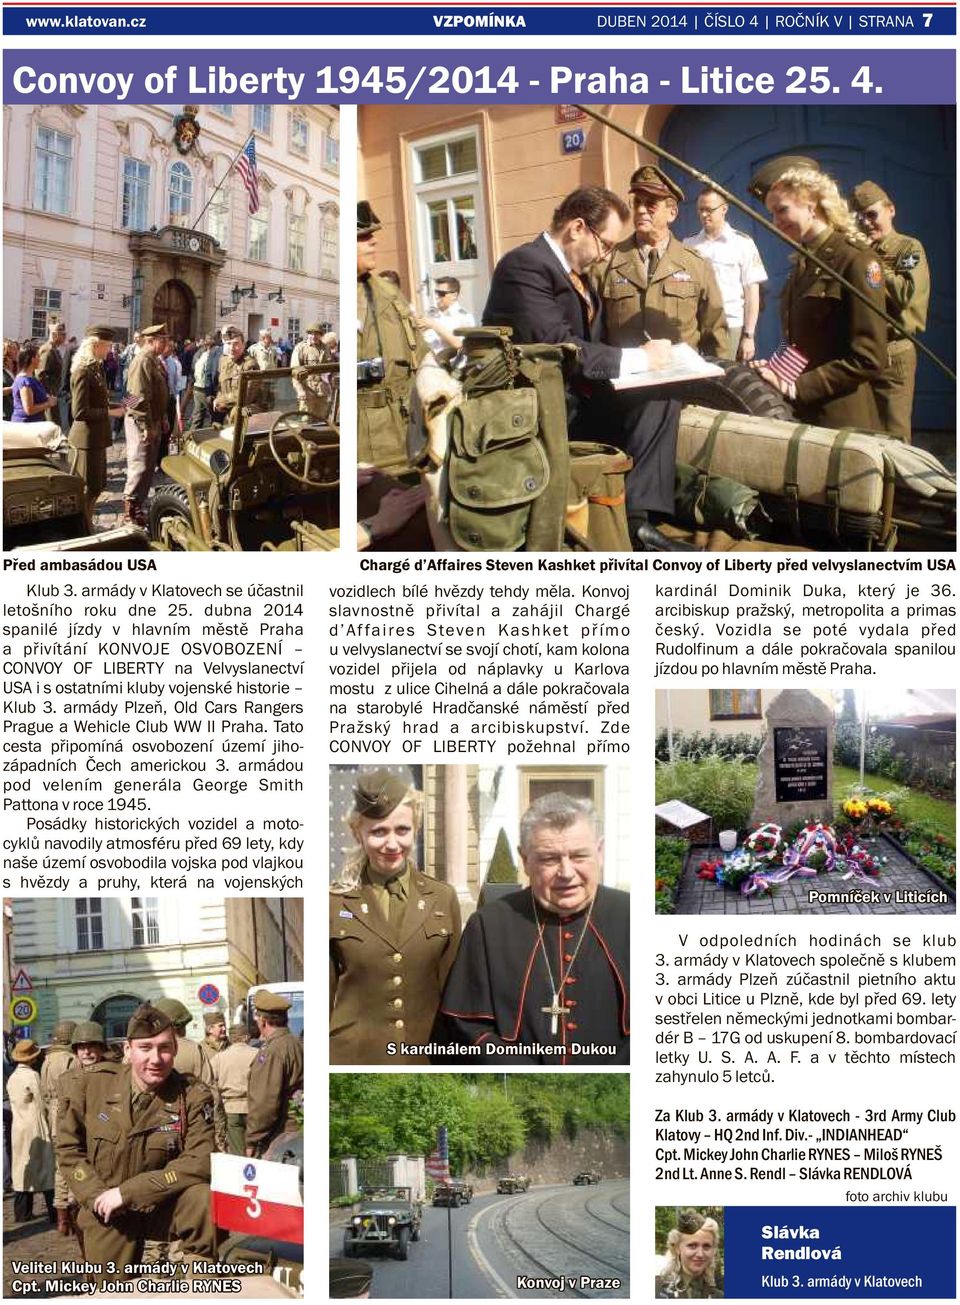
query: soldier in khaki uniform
[
  {"left": 40, "top": 1019, "right": 77, "bottom": 1234},
  {"left": 202, "top": 1010, "right": 228, "bottom": 1056},
  {"left": 211, "top": 1025, "right": 257, "bottom": 1155},
  {"left": 250, "top": 327, "right": 280, "bottom": 371},
  {"left": 213, "top": 325, "right": 264, "bottom": 427},
  {"left": 850, "top": 180, "right": 930, "bottom": 442},
  {"left": 68, "top": 325, "right": 127, "bottom": 526},
  {"left": 245, "top": 992, "right": 304, "bottom": 1157},
  {"left": 290, "top": 320, "right": 333, "bottom": 419},
  {"left": 330, "top": 770, "right": 462, "bottom": 1066},
  {"left": 357, "top": 201, "right": 428, "bottom": 474},
  {"left": 56, "top": 1020, "right": 108, "bottom": 1240},
  {"left": 36, "top": 320, "right": 66, "bottom": 402},
  {"left": 595, "top": 165, "right": 728, "bottom": 358},
  {"left": 123, "top": 322, "right": 169, "bottom": 525},
  {"left": 56, "top": 1004, "right": 215, "bottom": 1287}
]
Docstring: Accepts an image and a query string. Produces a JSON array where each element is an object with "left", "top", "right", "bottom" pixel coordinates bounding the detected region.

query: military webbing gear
[{"left": 673, "top": 411, "right": 771, "bottom": 539}]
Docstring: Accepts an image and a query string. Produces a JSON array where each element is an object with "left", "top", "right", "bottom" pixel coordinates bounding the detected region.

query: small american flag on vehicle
[
  {"left": 425, "top": 1125, "right": 451, "bottom": 1184},
  {"left": 236, "top": 137, "right": 260, "bottom": 215},
  {"left": 767, "top": 341, "right": 809, "bottom": 386}
]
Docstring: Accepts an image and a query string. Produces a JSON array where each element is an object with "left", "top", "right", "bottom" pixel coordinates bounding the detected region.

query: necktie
[
  {"left": 568, "top": 271, "right": 595, "bottom": 325},
  {"left": 384, "top": 876, "right": 405, "bottom": 930},
  {"left": 647, "top": 247, "right": 660, "bottom": 279},
  {"left": 133, "top": 1091, "right": 152, "bottom": 1119}
]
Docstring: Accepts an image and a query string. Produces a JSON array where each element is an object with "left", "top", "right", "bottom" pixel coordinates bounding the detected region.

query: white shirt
[
  {"left": 423, "top": 300, "right": 476, "bottom": 352},
  {"left": 683, "top": 223, "right": 767, "bottom": 330},
  {"left": 541, "top": 231, "right": 648, "bottom": 377}
]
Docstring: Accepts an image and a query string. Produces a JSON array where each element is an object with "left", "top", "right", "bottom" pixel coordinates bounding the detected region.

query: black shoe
[{"left": 633, "top": 520, "right": 700, "bottom": 552}]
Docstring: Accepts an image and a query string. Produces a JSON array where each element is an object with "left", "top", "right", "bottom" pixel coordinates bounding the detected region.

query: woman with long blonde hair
[
  {"left": 68, "top": 325, "right": 126, "bottom": 525},
  {"left": 656, "top": 1209, "right": 723, "bottom": 1298},
  {"left": 756, "top": 166, "right": 887, "bottom": 432},
  {"left": 329, "top": 769, "right": 461, "bottom": 1065}
]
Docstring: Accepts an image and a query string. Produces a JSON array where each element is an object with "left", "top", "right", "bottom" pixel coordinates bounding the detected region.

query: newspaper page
[{"left": 0, "top": 0, "right": 957, "bottom": 1302}]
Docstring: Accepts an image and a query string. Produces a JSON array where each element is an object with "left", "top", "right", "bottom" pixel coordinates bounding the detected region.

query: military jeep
[
  {"left": 343, "top": 1186, "right": 422, "bottom": 1261},
  {"left": 432, "top": 1179, "right": 473, "bottom": 1207},
  {"left": 149, "top": 364, "right": 339, "bottom": 551},
  {"left": 572, "top": 1169, "right": 602, "bottom": 1185},
  {"left": 496, "top": 1174, "right": 531, "bottom": 1194}
]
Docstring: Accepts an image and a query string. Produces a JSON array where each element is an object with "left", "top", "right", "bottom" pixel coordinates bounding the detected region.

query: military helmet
[
  {"left": 748, "top": 155, "right": 821, "bottom": 202},
  {"left": 71, "top": 1020, "right": 106, "bottom": 1048},
  {"left": 51, "top": 1019, "right": 77, "bottom": 1046},
  {"left": 154, "top": 997, "right": 193, "bottom": 1029}
]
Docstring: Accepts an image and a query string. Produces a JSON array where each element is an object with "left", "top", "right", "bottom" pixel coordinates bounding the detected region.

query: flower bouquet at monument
[
  {"left": 835, "top": 831, "right": 885, "bottom": 880},
  {"left": 841, "top": 797, "right": 869, "bottom": 828},
  {"left": 867, "top": 797, "right": 894, "bottom": 837},
  {"left": 744, "top": 822, "right": 784, "bottom": 864},
  {"left": 721, "top": 849, "right": 758, "bottom": 891}
]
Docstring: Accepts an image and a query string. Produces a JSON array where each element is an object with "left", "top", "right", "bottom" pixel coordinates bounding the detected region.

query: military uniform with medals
[
  {"left": 596, "top": 232, "right": 728, "bottom": 357},
  {"left": 330, "top": 770, "right": 462, "bottom": 1065},
  {"left": 123, "top": 323, "right": 169, "bottom": 520},
  {"left": 55, "top": 1004, "right": 215, "bottom": 1287},
  {"left": 214, "top": 331, "right": 264, "bottom": 427}
]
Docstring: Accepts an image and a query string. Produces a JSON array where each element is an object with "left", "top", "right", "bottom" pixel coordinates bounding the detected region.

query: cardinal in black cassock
[{"left": 433, "top": 884, "right": 629, "bottom": 1065}]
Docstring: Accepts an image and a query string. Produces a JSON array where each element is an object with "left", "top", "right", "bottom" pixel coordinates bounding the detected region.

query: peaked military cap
[
  {"left": 203, "top": 1010, "right": 225, "bottom": 1028},
  {"left": 127, "top": 1003, "right": 174, "bottom": 1039},
  {"left": 629, "top": 164, "right": 684, "bottom": 204},
  {"left": 358, "top": 201, "right": 382, "bottom": 236},
  {"left": 748, "top": 155, "right": 820, "bottom": 201},
  {"left": 353, "top": 768, "right": 409, "bottom": 819},
  {"left": 51, "top": 1019, "right": 77, "bottom": 1046},
  {"left": 152, "top": 997, "right": 192, "bottom": 1028},
  {"left": 71, "top": 1020, "right": 106, "bottom": 1047},
  {"left": 251, "top": 989, "right": 291, "bottom": 1015},
  {"left": 850, "top": 180, "right": 891, "bottom": 212},
  {"left": 139, "top": 323, "right": 168, "bottom": 338},
  {"left": 84, "top": 325, "right": 117, "bottom": 342}
]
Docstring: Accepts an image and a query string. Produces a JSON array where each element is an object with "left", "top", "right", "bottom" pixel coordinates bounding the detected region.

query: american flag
[
  {"left": 425, "top": 1125, "right": 451, "bottom": 1184},
  {"left": 236, "top": 137, "right": 259, "bottom": 215},
  {"left": 766, "top": 341, "right": 809, "bottom": 387}
]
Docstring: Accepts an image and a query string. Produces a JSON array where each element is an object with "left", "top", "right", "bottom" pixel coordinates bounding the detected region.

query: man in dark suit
[{"left": 482, "top": 186, "right": 691, "bottom": 552}]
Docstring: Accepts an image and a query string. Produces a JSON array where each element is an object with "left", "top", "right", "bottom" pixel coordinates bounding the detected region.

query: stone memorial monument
[{"left": 750, "top": 689, "right": 834, "bottom": 829}]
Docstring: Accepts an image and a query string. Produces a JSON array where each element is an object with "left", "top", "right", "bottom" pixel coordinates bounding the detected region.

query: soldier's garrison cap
[
  {"left": 71, "top": 1020, "right": 106, "bottom": 1047},
  {"left": 203, "top": 1010, "right": 225, "bottom": 1028},
  {"left": 748, "top": 155, "right": 820, "bottom": 201},
  {"left": 850, "top": 180, "right": 891, "bottom": 212},
  {"left": 628, "top": 164, "right": 684, "bottom": 204},
  {"left": 357, "top": 201, "right": 382, "bottom": 236},
  {"left": 222, "top": 324, "right": 245, "bottom": 341},
  {"left": 152, "top": 998, "right": 192, "bottom": 1029},
  {"left": 330, "top": 1256, "right": 374, "bottom": 1298},
  {"left": 251, "top": 990, "right": 291, "bottom": 1015},
  {"left": 353, "top": 768, "right": 409, "bottom": 819},
  {"left": 51, "top": 1019, "right": 77, "bottom": 1046},
  {"left": 139, "top": 323, "right": 168, "bottom": 338},
  {"left": 85, "top": 325, "right": 117, "bottom": 342},
  {"left": 127, "top": 1004, "right": 175, "bottom": 1039}
]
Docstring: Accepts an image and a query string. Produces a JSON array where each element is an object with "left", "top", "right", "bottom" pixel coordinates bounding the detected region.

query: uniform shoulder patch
[
  {"left": 72, "top": 1166, "right": 88, "bottom": 1182},
  {"left": 865, "top": 261, "right": 883, "bottom": 289}
]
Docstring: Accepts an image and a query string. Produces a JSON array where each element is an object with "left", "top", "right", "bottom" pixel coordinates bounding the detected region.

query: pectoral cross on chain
[{"left": 542, "top": 992, "right": 571, "bottom": 1036}]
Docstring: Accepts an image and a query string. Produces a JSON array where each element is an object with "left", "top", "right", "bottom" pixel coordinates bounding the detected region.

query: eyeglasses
[
  {"left": 857, "top": 209, "right": 883, "bottom": 224},
  {"left": 586, "top": 225, "right": 615, "bottom": 258},
  {"left": 698, "top": 203, "right": 726, "bottom": 216},
  {"left": 435, "top": 288, "right": 455, "bottom": 297}
]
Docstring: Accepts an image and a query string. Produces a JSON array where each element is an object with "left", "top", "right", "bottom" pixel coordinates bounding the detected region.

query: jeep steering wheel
[{"left": 267, "top": 410, "right": 327, "bottom": 487}]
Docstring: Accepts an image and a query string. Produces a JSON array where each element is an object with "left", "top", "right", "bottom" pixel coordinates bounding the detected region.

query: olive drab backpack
[{"left": 410, "top": 327, "right": 633, "bottom": 552}]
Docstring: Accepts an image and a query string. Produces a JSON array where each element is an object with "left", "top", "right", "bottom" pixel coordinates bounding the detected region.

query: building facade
[
  {"left": 8, "top": 896, "right": 304, "bottom": 1042},
  {"left": 4, "top": 103, "right": 339, "bottom": 345}
]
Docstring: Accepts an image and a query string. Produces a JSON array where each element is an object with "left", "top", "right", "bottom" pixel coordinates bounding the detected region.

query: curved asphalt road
[{"left": 329, "top": 1181, "right": 629, "bottom": 1299}]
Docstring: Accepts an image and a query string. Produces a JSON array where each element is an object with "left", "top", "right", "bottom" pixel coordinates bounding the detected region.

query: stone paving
[{"left": 674, "top": 835, "right": 955, "bottom": 915}]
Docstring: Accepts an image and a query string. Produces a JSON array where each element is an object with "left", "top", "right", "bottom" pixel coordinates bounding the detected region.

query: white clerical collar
[{"left": 542, "top": 230, "right": 572, "bottom": 275}]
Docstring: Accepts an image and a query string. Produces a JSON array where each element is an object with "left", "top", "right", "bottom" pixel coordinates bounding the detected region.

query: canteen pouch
[
  {"left": 567, "top": 442, "right": 634, "bottom": 552},
  {"left": 447, "top": 388, "right": 549, "bottom": 551}
]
